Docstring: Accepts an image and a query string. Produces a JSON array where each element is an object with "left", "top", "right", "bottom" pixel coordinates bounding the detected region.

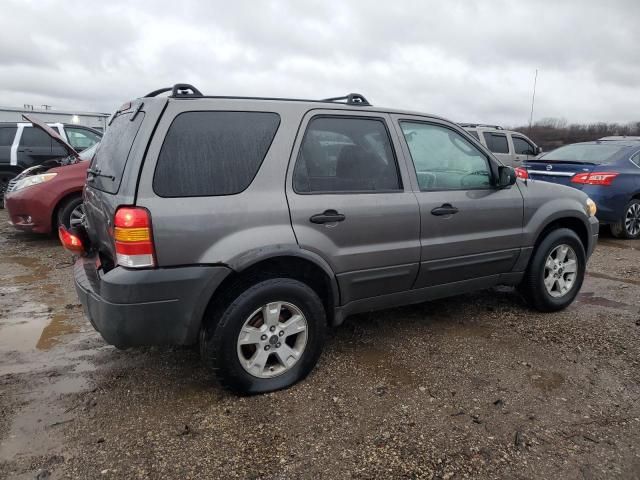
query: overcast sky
[{"left": 1, "top": 0, "right": 639, "bottom": 126}]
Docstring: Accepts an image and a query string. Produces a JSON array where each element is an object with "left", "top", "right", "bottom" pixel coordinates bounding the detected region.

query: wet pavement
[{"left": 0, "top": 208, "right": 639, "bottom": 479}]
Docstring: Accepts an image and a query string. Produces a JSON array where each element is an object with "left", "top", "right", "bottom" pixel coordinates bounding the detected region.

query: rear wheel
[
  {"left": 56, "top": 195, "right": 85, "bottom": 229},
  {"left": 520, "top": 228, "right": 586, "bottom": 312},
  {"left": 610, "top": 199, "right": 640, "bottom": 239},
  {"left": 200, "top": 278, "right": 326, "bottom": 394}
]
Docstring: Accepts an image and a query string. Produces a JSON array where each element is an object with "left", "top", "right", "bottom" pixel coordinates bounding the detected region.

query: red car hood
[{"left": 22, "top": 113, "right": 79, "bottom": 158}]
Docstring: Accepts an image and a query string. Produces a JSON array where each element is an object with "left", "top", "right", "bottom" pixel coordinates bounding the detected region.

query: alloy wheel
[
  {"left": 543, "top": 244, "right": 578, "bottom": 298},
  {"left": 625, "top": 203, "right": 640, "bottom": 237},
  {"left": 236, "top": 301, "right": 308, "bottom": 378},
  {"left": 69, "top": 203, "right": 86, "bottom": 228}
]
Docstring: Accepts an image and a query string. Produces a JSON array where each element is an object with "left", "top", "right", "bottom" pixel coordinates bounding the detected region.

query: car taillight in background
[
  {"left": 514, "top": 167, "right": 529, "bottom": 180},
  {"left": 113, "top": 206, "right": 156, "bottom": 268},
  {"left": 571, "top": 172, "right": 619, "bottom": 186},
  {"left": 58, "top": 226, "right": 85, "bottom": 254}
]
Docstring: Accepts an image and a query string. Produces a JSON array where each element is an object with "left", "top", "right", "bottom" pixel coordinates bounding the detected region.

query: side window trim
[
  {"left": 398, "top": 119, "right": 495, "bottom": 192},
  {"left": 630, "top": 151, "right": 640, "bottom": 169},
  {"left": 292, "top": 114, "right": 404, "bottom": 195}
]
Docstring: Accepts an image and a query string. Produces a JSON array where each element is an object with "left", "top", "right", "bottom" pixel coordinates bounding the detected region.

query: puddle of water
[
  {"left": 587, "top": 271, "right": 640, "bottom": 287},
  {"left": 0, "top": 303, "right": 79, "bottom": 353},
  {"left": 577, "top": 291, "right": 636, "bottom": 312}
]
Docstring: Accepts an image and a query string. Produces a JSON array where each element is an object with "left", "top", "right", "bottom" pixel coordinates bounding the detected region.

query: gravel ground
[{"left": 1, "top": 208, "right": 639, "bottom": 479}]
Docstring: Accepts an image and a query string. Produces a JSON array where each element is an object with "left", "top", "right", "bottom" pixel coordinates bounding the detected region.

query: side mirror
[
  {"left": 497, "top": 166, "right": 517, "bottom": 188},
  {"left": 535, "top": 146, "right": 542, "bottom": 155}
]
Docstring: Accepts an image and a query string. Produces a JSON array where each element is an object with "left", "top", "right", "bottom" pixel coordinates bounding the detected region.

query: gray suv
[{"left": 69, "top": 84, "right": 599, "bottom": 394}]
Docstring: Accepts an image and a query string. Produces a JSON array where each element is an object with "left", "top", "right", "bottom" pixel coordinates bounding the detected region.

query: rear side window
[
  {"left": 0, "top": 127, "right": 16, "bottom": 146},
  {"left": 293, "top": 116, "right": 401, "bottom": 193},
  {"left": 630, "top": 152, "right": 640, "bottom": 168},
  {"left": 65, "top": 127, "right": 101, "bottom": 151},
  {"left": 20, "top": 126, "right": 51, "bottom": 148},
  {"left": 90, "top": 110, "right": 145, "bottom": 194},
  {"left": 153, "top": 111, "right": 280, "bottom": 197},
  {"left": 483, "top": 132, "right": 509, "bottom": 154},
  {"left": 512, "top": 136, "right": 536, "bottom": 155}
]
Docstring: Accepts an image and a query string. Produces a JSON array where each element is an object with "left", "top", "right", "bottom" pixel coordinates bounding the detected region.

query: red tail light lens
[
  {"left": 113, "top": 207, "right": 155, "bottom": 268},
  {"left": 571, "top": 172, "right": 619, "bottom": 186},
  {"left": 514, "top": 167, "right": 529, "bottom": 179},
  {"left": 58, "top": 226, "right": 85, "bottom": 254}
]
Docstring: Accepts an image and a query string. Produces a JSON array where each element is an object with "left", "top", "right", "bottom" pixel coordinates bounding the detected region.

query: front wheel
[
  {"left": 610, "top": 199, "right": 640, "bottom": 239},
  {"left": 57, "top": 195, "right": 85, "bottom": 229},
  {"left": 200, "top": 278, "right": 326, "bottom": 394},
  {"left": 520, "top": 228, "right": 586, "bottom": 312}
]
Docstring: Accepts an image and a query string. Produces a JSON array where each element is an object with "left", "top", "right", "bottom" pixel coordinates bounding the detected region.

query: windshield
[
  {"left": 541, "top": 143, "right": 624, "bottom": 163},
  {"left": 78, "top": 142, "right": 99, "bottom": 161}
]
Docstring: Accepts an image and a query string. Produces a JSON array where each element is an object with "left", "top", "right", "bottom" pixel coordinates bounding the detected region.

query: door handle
[
  {"left": 310, "top": 209, "right": 346, "bottom": 224},
  {"left": 431, "top": 203, "right": 459, "bottom": 216}
]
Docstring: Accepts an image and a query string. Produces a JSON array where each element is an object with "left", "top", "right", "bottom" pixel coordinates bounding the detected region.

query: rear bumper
[{"left": 74, "top": 255, "right": 231, "bottom": 348}]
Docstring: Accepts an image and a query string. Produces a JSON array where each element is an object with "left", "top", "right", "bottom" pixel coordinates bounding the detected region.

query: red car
[{"left": 5, "top": 116, "right": 95, "bottom": 234}]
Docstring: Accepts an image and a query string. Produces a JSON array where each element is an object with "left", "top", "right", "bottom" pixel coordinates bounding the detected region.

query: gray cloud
[{"left": 1, "top": 0, "right": 638, "bottom": 125}]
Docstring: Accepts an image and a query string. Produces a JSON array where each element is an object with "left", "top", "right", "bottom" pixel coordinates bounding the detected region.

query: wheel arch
[
  {"left": 202, "top": 248, "right": 340, "bottom": 330},
  {"left": 533, "top": 216, "right": 590, "bottom": 257},
  {"left": 51, "top": 189, "right": 83, "bottom": 232}
]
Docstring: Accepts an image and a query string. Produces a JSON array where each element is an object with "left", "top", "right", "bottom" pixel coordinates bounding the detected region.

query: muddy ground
[{"left": 0, "top": 208, "right": 639, "bottom": 480}]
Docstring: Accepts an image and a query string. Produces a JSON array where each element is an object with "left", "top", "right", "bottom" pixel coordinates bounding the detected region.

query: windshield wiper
[{"left": 87, "top": 167, "right": 115, "bottom": 181}]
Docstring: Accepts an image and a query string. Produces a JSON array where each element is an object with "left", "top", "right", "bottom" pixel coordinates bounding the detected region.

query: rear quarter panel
[{"left": 135, "top": 99, "right": 309, "bottom": 266}]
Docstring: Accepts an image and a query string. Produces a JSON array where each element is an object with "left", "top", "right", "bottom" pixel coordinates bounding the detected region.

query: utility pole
[{"left": 529, "top": 69, "right": 538, "bottom": 132}]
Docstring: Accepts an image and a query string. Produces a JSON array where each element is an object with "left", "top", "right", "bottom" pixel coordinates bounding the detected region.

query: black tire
[
  {"left": 520, "top": 228, "right": 586, "bottom": 312},
  {"left": 201, "top": 278, "right": 326, "bottom": 394},
  {"left": 56, "top": 195, "right": 84, "bottom": 230},
  {"left": 610, "top": 199, "right": 640, "bottom": 240}
]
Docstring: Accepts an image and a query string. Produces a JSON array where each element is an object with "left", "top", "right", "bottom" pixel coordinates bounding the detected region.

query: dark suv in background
[
  {"left": 63, "top": 84, "right": 599, "bottom": 394},
  {"left": 0, "top": 120, "right": 101, "bottom": 204}
]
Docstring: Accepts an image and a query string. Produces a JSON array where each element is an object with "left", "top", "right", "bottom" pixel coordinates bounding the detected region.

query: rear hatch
[
  {"left": 82, "top": 98, "right": 162, "bottom": 268},
  {"left": 524, "top": 142, "right": 624, "bottom": 188}
]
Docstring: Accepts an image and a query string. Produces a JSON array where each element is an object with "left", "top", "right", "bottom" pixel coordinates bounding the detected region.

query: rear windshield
[
  {"left": 153, "top": 111, "right": 280, "bottom": 197},
  {"left": 89, "top": 110, "right": 145, "bottom": 193},
  {"left": 541, "top": 144, "right": 624, "bottom": 163}
]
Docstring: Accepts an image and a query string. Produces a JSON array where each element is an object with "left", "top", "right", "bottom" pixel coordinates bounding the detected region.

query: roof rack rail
[
  {"left": 144, "top": 83, "right": 203, "bottom": 98},
  {"left": 459, "top": 123, "right": 503, "bottom": 130},
  {"left": 322, "top": 93, "right": 371, "bottom": 106}
]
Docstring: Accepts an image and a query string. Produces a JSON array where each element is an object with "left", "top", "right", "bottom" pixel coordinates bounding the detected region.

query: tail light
[
  {"left": 514, "top": 167, "right": 529, "bottom": 180},
  {"left": 113, "top": 207, "right": 156, "bottom": 268},
  {"left": 571, "top": 172, "right": 619, "bottom": 186},
  {"left": 58, "top": 226, "right": 85, "bottom": 254}
]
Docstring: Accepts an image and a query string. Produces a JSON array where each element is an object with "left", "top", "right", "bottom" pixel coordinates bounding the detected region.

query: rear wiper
[{"left": 87, "top": 167, "right": 115, "bottom": 181}]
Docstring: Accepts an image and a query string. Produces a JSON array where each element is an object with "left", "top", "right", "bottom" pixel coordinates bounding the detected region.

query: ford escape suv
[{"left": 64, "top": 84, "right": 599, "bottom": 394}]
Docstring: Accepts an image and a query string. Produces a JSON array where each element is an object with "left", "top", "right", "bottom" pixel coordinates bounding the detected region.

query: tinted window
[
  {"left": 90, "top": 110, "right": 145, "bottom": 194},
  {"left": 483, "top": 132, "right": 509, "bottom": 154},
  {"left": 401, "top": 122, "right": 491, "bottom": 191},
  {"left": 542, "top": 144, "right": 624, "bottom": 163},
  {"left": 154, "top": 111, "right": 280, "bottom": 197},
  {"left": 293, "top": 117, "right": 401, "bottom": 193},
  {"left": 0, "top": 127, "right": 17, "bottom": 146},
  {"left": 512, "top": 136, "right": 536, "bottom": 155},
  {"left": 64, "top": 127, "right": 101, "bottom": 151},
  {"left": 19, "top": 126, "right": 51, "bottom": 148}
]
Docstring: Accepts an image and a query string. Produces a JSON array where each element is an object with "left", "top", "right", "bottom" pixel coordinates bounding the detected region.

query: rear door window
[
  {"left": 293, "top": 116, "right": 401, "bottom": 193},
  {"left": 89, "top": 111, "right": 145, "bottom": 194},
  {"left": 483, "top": 132, "right": 509, "bottom": 154},
  {"left": 153, "top": 111, "right": 280, "bottom": 197},
  {"left": 19, "top": 126, "right": 52, "bottom": 149}
]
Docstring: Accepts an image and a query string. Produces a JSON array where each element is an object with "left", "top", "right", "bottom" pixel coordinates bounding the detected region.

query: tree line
[{"left": 510, "top": 118, "right": 640, "bottom": 152}]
